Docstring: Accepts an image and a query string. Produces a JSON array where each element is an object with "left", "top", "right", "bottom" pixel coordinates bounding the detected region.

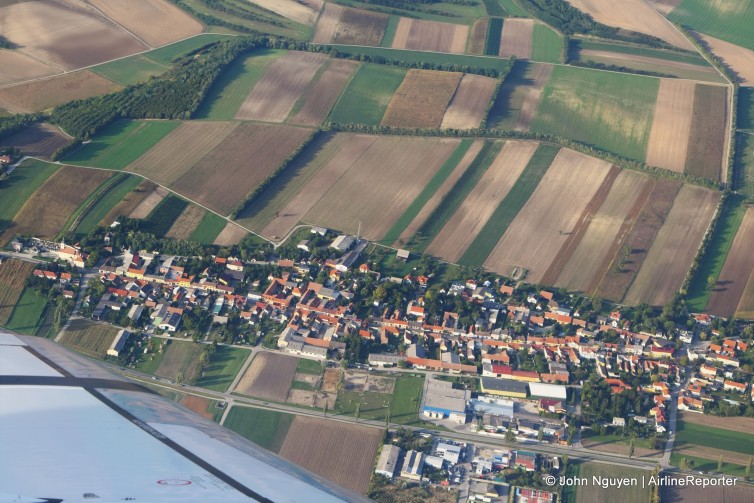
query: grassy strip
[
  {"left": 572, "top": 39, "right": 708, "bottom": 66},
  {"left": 380, "top": 15, "right": 400, "bottom": 47},
  {"left": 224, "top": 406, "right": 294, "bottom": 453},
  {"left": 458, "top": 143, "right": 558, "bottom": 266},
  {"left": 195, "top": 346, "right": 250, "bottom": 392},
  {"left": 142, "top": 195, "right": 189, "bottom": 237},
  {"left": 485, "top": 17, "right": 503, "bottom": 56},
  {"left": 669, "top": 452, "right": 747, "bottom": 477},
  {"left": 686, "top": 194, "right": 748, "bottom": 311},
  {"left": 3, "top": 287, "right": 47, "bottom": 335},
  {"left": 381, "top": 140, "right": 473, "bottom": 245},
  {"left": 295, "top": 358, "right": 323, "bottom": 375},
  {"left": 531, "top": 23, "right": 563, "bottom": 64},
  {"left": 58, "top": 173, "right": 120, "bottom": 239},
  {"left": 0, "top": 159, "right": 60, "bottom": 235},
  {"left": 409, "top": 141, "right": 502, "bottom": 252},
  {"left": 147, "top": 34, "right": 237, "bottom": 65},
  {"left": 189, "top": 211, "right": 227, "bottom": 244},
  {"left": 333, "top": 0, "right": 485, "bottom": 25},
  {"left": 482, "top": 0, "right": 506, "bottom": 17},
  {"left": 74, "top": 175, "right": 142, "bottom": 236},
  {"left": 290, "top": 380, "right": 317, "bottom": 391},
  {"left": 92, "top": 55, "right": 170, "bottom": 86}
]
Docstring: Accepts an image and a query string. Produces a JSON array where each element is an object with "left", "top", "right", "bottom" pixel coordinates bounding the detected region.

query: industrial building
[
  {"left": 374, "top": 444, "right": 402, "bottom": 478},
  {"left": 421, "top": 379, "right": 470, "bottom": 423},
  {"left": 471, "top": 398, "right": 514, "bottom": 418},
  {"left": 435, "top": 442, "right": 462, "bottom": 464},
  {"left": 400, "top": 450, "right": 425, "bottom": 480},
  {"left": 528, "top": 382, "right": 567, "bottom": 400},
  {"left": 107, "top": 329, "right": 131, "bottom": 357},
  {"left": 480, "top": 377, "right": 528, "bottom": 398}
]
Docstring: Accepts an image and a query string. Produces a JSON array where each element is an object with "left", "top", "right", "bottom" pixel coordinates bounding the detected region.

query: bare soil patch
[
  {"left": 343, "top": 370, "right": 368, "bottom": 392},
  {"left": 499, "top": 18, "right": 533, "bottom": 59},
  {"left": 322, "top": 368, "right": 341, "bottom": 393},
  {"left": 468, "top": 18, "right": 488, "bottom": 55},
  {"left": 286, "top": 388, "right": 316, "bottom": 406},
  {"left": 365, "top": 375, "right": 395, "bottom": 394},
  {"left": 0, "top": 122, "right": 71, "bottom": 159},
  {"left": 164, "top": 204, "right": 206, "bottom": 240},
  {"left": 213, "top": 222, "right": 248, "bottom": 246},
  {"left": 391, "top": 17, "right": 469, "bottom": 54},
  {"left": 314, "top": 391, "right": 337, "bottom": 410},
  {"left": 685, "top": 84, "right": 728, "bottom": 181},
  {"left": 180, "top": 395, "right": 213, "bottom": 420},
  {"left": 279, "top": 416, "right": 382, "bottom": 494},
  {"left": 332, "top": 6, "right": 388, "bottom": 46},
  {"left": 382, "top": 69, "right": 462, "bottom": 128},
  {"left": 0, "top": 71, "right": 121, "bottom": 113},
  {"left": 0, "top": 259, "right": 36, "bottom": 325},
  {"left": 249, "top": 0, "right": 322, "bottom": 26},
  {"left": 311, "top": 2, "right": 343, "bottom": 43},
  {"left": 427, "top": 140, "right": 538, "bottom": 262},
  {"left": 289, "top": 59, "right": 359, "bottom": 126},
  {"left": 707, "top": 206, "right": 754, "bottom": 317},
  {"left": 129, "top": 185, "right": 168, "bottom": 219},
  {"left": 699, "top": 32, "right": 754, "bottom": 86},
  {"left": 0, "top": 49, "right": 57, "bottom": 87},
  {"left": 646, "top": 79, "right": 696, "bottom": 173},
  {"left": 484, "top": 148, "right": 612, "bottom": 283},
  {"left": 441, "top": 74, "right": 499, "bottom": 129},
  {"left": 235, "top": 51, "right": 328, "bottom": 122},
  {"left": 234, "top": 352, "right": 298, "bottom": 402},
  {"left": 680, "top": 411, "right": 754, "bottom": 435},
  {"left": 293, "top": 372, "right": 320, "bottom": 386}
]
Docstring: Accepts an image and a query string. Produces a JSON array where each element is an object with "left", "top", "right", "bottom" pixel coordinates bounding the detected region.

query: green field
[
  {"left": 735, "top": 133, "right": 754, "bottom": 199},
  {"left": 531, "top": 23, "right": 562, "bottom": 63},
  {"left": 295, "top": 358, "right": 323, "bottom": 375},
  {"left": 390, "top": 375, "right": 424, "bottom": 424},
  {"left": 459, "top": 143, "right": 559, "bottom": 266},
  {"left": 224, "top": 406, "right": 294, "bottom": 452},
  {"left": 334, "top": 0, "right": 486, "bottom": 24},
  {"left": 686, "top": 194, "right": 747, "bottom": 311},
  {"left": 531, "top": 65, "right": 660, "bottom": 161},
  {"left": 485, "top": 18, "right": 502, "bottom": 56},
  {"left": 739, "top": 87, "right": 754, "bottom": 131},
  {"left": 669, "top": 0, "right": 754, "bottom": 52},
  {"left": 189, "top": 211, "right": 227, "bottom": 244},
  {"left": 334, "top": 373, "right": 423, "bottom": 424},
  {"left": 496, "top": 0, "right": 529, "bottom": 17},
  {"left": 482, "top": 0, "right": 506, "bottom": 17},
  {"left": 0, "top": 159, "right": 60, "bottom": 235},
  {"left": 64, "top": 120, "right": 179, "bottom": 169},
  {"left": 195, "top": 49, "right": 286, "bottom": 120},
  {"left": 92, "top": 54, "right": 170, "bottom": 86},
  {"left": 565, "top": 461, "right": 652, "bottom": 503},
  {"left": 327, "top": 46, "right": 512, "bottom": 74},
  {"left": 142, "top": 195, "right": 189, "bottom": 237},
  {"left": 328, "top": 63, "right": 406, "bottom": 125},
  {"left": 675, "top": 419, "right": 754, "bottom": 456},
  {"left": 669, "top": 452, "right": 747, "bottom": 477},
  {"left": 74, "top": 175, "right": 143, "bottom": 236},
  {"left": 381, "top": 139, "right": 474, "bottom": 245},
  {"left": 3, "top": 287, "right": 47, "bottom": 335},
  {"left": 381, "top": 15, "right": 400, "bottom": 47},
  {"left": 147, "top": 34, "right": 237, "bottom": 64},
  {"left": 195, "top": 346, "right": 250, "bottom": 392},
  {"left": 177, "top": 0, "right": 311, "bottom": 39}
]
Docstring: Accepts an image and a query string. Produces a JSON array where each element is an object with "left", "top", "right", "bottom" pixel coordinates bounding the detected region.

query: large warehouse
[
  {"left": 480, "top": 377, "right": 528, "bottom": 398},
  {"left": 528, "top": 382, "right": 567, "bottom": 400},
  {"left": 421, "top": 379, "right": 470, "bottom": 423}
]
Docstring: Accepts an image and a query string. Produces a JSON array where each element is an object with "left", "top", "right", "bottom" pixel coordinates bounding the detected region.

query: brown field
[
  {"left": 675, "top": 444, "right": 752, "bottom": 466},
  {"left": 332, "top": 6, "right": 388, "bottom": 46},
  {"left": 0, "top": 71, "right": 121, "bottom": 113},
  {"left": 699, "top": 33, "right": 754, "bottom": 86},
  {"left": 555, "top": 169, "right": 651, "bottom": 293},
  {"left": 566, "top": 0, "right": 693, "bottom": 49},
  {"left": 213, "top": 222, "right": 248, "bottom": 246},
  {"left": 311, "top": 2, "right": 343, "bottom": 43},
  {"left": 391, "top": 17, "right": 469, "bottom": 54},
  {"left": 645, "top": 79, "right": 696, "bottom": 173},
  {"left": 88, "top": 0, "right": 202, "bottom": 48},
  {"left": 595, "top": 179, "right": 681, "bottom": 301},
  {"left": 171, "top": 123, "right": 312, "bottom": 215},
  {"left": 511, "top": 63, "right": 553, "bottom": 131},
  {"left": 440, "top": 74, "right": 498, "bottom": 129},
  {"left": 322, "top": 368, "right": 341, "bottom": 393},
  {"left": 483, "top": 148, "right": 612, "bottom": 283},
  {"left": 468, "top": 18, "right": 488, "bottom": 55},
  {"left": 499, "top": 18, "right": 533, "bottom": 58},
  {"left": 0, "top": 123, "right": 71, "bottom": 159},
  {"left": 381, "top": 70, "right": 462, "bottom": 128},
  {"left": 580, "top": 436, "right": 662, "bottom": 458},
  {"left": 1, "top": 166, "right": 112, "bottom": 242},
  {"left": 128, "top": 122, "right": 238, "bottom": 185},
  {"left": 685, "top": 84, "right": 728, "bottom": 181},
  {"left": 649, "top": 0, "right": 681, "bottom": 16},
  {"left": 736, "top": 271, "right": 754, "bottom": 319},
  {"left": 234, "top": 352, "right": 299, "bottom": 401},
  {"left": 0, "top": 259, "right": 36, "bottom": 325},
  {"left": 289, "top": 59, "right": 359, "bottom": 126},
  {"left": 0, "top": 0, "right": 147, "bottom": 70},
  {"left": 129, "top": 185, "right": 168, "bottom": 219},
  {"left": 235, "top": 52, "right": 328, "bottom": 122},
  {"left": 579, "top": 49, "right": 720, "bottom": 81},
  {"left": 59, "top": 319, "right": 121, "bottom": 359},
  {"left": 249, "top": 0, "right": 322, "bottom": 26},
  {"left": 101, "top": 179, "right": 155, "bottom": 225},
  {"left": 427, "top": 140, "right": 538, "bottom": 262},
  {"left": 164, "top": 205, "right": 206, "bottom": 240},
  {"left": 180, "top": 395, "right": 214, "bottom": 421},
  {"left": 680, "top": 412, "right": 754, "bottom": 435},
  {"left": 625, "top": 185, "right": 720, "bottom": 306},
  {"left": 707, "top": 206, "right": 754, "bottom": 316},
  {"left": 662, "top": 478, "right": 754, "bottom": 503},
  {"left": 302, "top": 136, "right": 461, "bottom": 240},
  {"left": 0, "top": 49, "right": 57, "bottom": 87},
  {"left": 278, "top": 416, "right": 382, "bottom": 494}
]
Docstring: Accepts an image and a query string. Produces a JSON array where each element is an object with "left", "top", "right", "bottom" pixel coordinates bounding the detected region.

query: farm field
[
  {"left": 674, "top": 418, "right": 754, "bottom": 463},
  {"left": 102, "top": 180, "right": 158, "bottom": 224},
  {"left": 189, "top": 212, "right": 227, "bottom": 244},
  {"left": 312, "top": 3, "right": 388, "bottom": 46},
  {"left": 0, "top": 159, "right": 61, "bottom": 239},
  {"left": 3, "top": 287, "right": 47, "bottom": 335},
  {"left": 575, "top": 49, "right": 724, "bottom": 83},
  {"left": 499, "top": 18, "right": 533, "bottom": 58},
  {"left": 679, "top": 412, "right": 754, "bottom": 435},
  {"left": 170, "top": 123, "right": 312, "bottom": 215},
  {"left": 289, "top": 59, "right": 360, "bottom": 126},
  {"left": 488, "top": 61, "right": 553, "bottom": 131},
  {"left": 336, "top": 0, "right": 485, "bottom": 24},
  {"left": 1, "top": 165, "right": 112, "bottom": 243},
  {"left": 91, "top": 55, "right": 170, "bottom": 86},
  {"left": 164, "top": 205, "right": 206, "bottom": 240},
  {"left": 223, "top": 406, "right": 294, "bottom": 453},
  {"left": 146, "top": 34, "right": 236, "bottom": 64},
  {"left": 735, "top": 133, "right": 754, "bottom": 198},
  {"left": 531, "top": 23, "right": 563, "bottom": 63},
  {"left": 0, "top": 259, "right": 36, "bottom": 326},
  {"left": 153, "top": 340, "right": 204, "bottom": 383},
  {"left": 685, "top": 83, "right": 728, "bottom": 181},
  {"left": 234, "top": 352, "right": 299, "bottom": 401},
  {"left": 736, "top": 272, "right": 754, "bottom": 319},
  {"left": 248, "top": 0, "right": 323, "bottom": 26},
  {"left": 59, "top": 319, "right": 121, "bottom": 359},
  {"left": 645, "top": 79, "right": 696, "bottom": 173},
  {"left": 391, "top": 18, "right": 469, "bottom": 54},
  {"left": 328, "top": 63, "right": 406, "bottom": 125},
  {"left": 0, "top": 71, "right": 121, "bottom": 113},
  {"left": 668, "top": 0, "right": 754, "bottom": 52},
  {"left": 440, "top": 74, "right": 498, "bottom": 129},
  {"left": 568, "top": 462, "right": 652, "bottom": 503},
  {"left": 213, "top": 222, "right": 248, "bottom": 246},
  {"left": 468, "top": 18, "right": 488, "bottom": 55},
  {"left": 0, "top": 49, "right": 57, "bottom": 87},
  {"left": 699, "top": 33, "right": 754, "bottom": 86},
  {"left": 194, "top": 346, "right": 250, "bottom": 392},
  {"left": 278, "top": 416, "right": 382, "bottom": 494},
  {"left": 65, "top": 120, "right": 180, "bottom": 170},
  {"left": 141, "top": 195, "right": 189, "bottom": 237},
  {"left": 74, "top": 175, "right": 143, "bottom": 236},
  {"left": 624, "top": 185, "right": 720, "bottom": 306},
  {"left": 0, "top": 123, "right": 71, "bottom": 159},
  {"left": 235, "top": 52, "right": 328, "bottom": 122},
  {"left": 530, "top": 65, "right": 660, "bottom": 162},
  {"left": 662, "top": 474, "right": 754, "bottom": 502},
  {"left": 579, "top": 431, "right": 662, "bottom": 458},
  {"left": 381, "top": 70, "right": 462, "bottom": 128},
  {"left": 483, "top": 148, "right": 612, "bottom": 283}
]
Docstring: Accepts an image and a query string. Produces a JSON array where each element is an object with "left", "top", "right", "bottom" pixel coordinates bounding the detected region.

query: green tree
[
  {"left": 505, "top": 425, "right": 516, "bottom": 445},
  {"left": 628, "top": 438, "right": 635, "bottom": 458},
  {"left": 717, "top": 455, "right": 724, "bottom": 473},
  {"left": 746, "top": 456, "right": 752, "bottom": 479},
  {"left": 175, "top": 371, "right": 184, "bottom": 384}
]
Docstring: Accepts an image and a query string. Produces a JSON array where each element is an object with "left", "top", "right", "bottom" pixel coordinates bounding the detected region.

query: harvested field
[
  {"left": 468, "top": 18, "right": 488, "bottom": 55},
  {"left": 180, "top": 395, "right": 213, "bottom": 421},
  {"left": 646, "top": 79, "right": 696, "bottom": 173},
  {"left": 164, "top": 205, "right": 206, "bottom": 240},
  {"left": 235, "top": 52, "right": 328, "bottom": 122},
  {"left": 483, "top": 148, "right": 612, "bottom": 283},
  {"left": 128, "top": 185, "right": 168, "bottom": 219},
  {"left": 440, "top": 74, "right": 498, "bottom": 129},
  {"left": 0, "top": 49, "right": 57, "bottom": 87},
  {"left": 555, "top": 170, "right": 651, "bottom": 293},
  {"left": 489, "top": 61, "right": 553, "bottom": 131},
  {"left": 213, "top": 222, "right": 248, "bottom": 246},
  {"left": 427, "top": 141, "right": 538, "bottom": 262},
  {"left": 322, "top": 368, "right": 341, "bottom": 393},
  {"left": 0, "top": 0, "right": 147, "bottom": 70},
  {"left": 707, "top": 206, "right": 754, "bottom": 317},
  {"left": 313, "top": 3, "right": 388, "bottom": 46},
  {"left": 1, "top": 166, "right": 111, "bottom": 242},
  {"left": 382, "top": 70, "right": 462, "bottom": 128},
  {"left": 311, "top": 2, "right": 342, "bottom": 43},
  {"left": 278, "top": 416, "right": 382, "bottom": 494},
  {"left": 699, "top": 33, "right": 754, "bottom": 86},
  {"left": 171, "top": 123, "right": 312, "bottom": 215},
  {"left": 679, "top": 412, "right": 754, "bottom": 436},
  {"left": 736, "top": 271, "right": 754, "bottom": 319},
  {"left": 289, "top": 59, "right": 359, "bottom": 126},
  {"left": 577, "top": 49, "right": 722, "bottom": 83},
  {"left": 571, "top": 462, "right": 652, "bottom": 503},
  {"left": 499, "top": 18, "right": 533, "bottom": 58},
  {"left": 662, "top": 477, "right": 754, "bottom": 503},
  {"left": 580, "top": 436, "right": 662, "bottom": 458},
  {"left": 0, "top": 259, "right": 36, "bottom": 326},
  {"left": 675, "top": 444, "right": 752, "bottom": 467},
  {"left": 685, "top": 84, "right": 728, "bottom": 181},
  {"left": 0, "top": 123, "right": 71, "bottom": 159},
  {"left": 343, "top": 371, "right": 367, "bottom": 392},
  {"left": 234, "top": 352, "right": 298, "bottom": 401},
  {"left": 128, "top": 122, "right": 238, "bottom": 185},
  {"left": 566, "top": 0, "right": 693, "bottom": 49},
  {"left": 302, "top": 136, "right": 461, "bottom": 240},
  {"left": 625, "top": 185, "right": 720, "bottom": 306},
  {"left": 249, "top": 0, "right": 322, "bottom": 26},
  {"left": 88, "top": 0, "right": 202, "bottom": 48},
  {"left": 391, "top": 17, "right": 469, "bottom": 54},
  {"left": 0, "top": 71, "right": 121, "bottom": 113},
  {"left": 59, "top": 319, "right": 121, "bottom": 359}
]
